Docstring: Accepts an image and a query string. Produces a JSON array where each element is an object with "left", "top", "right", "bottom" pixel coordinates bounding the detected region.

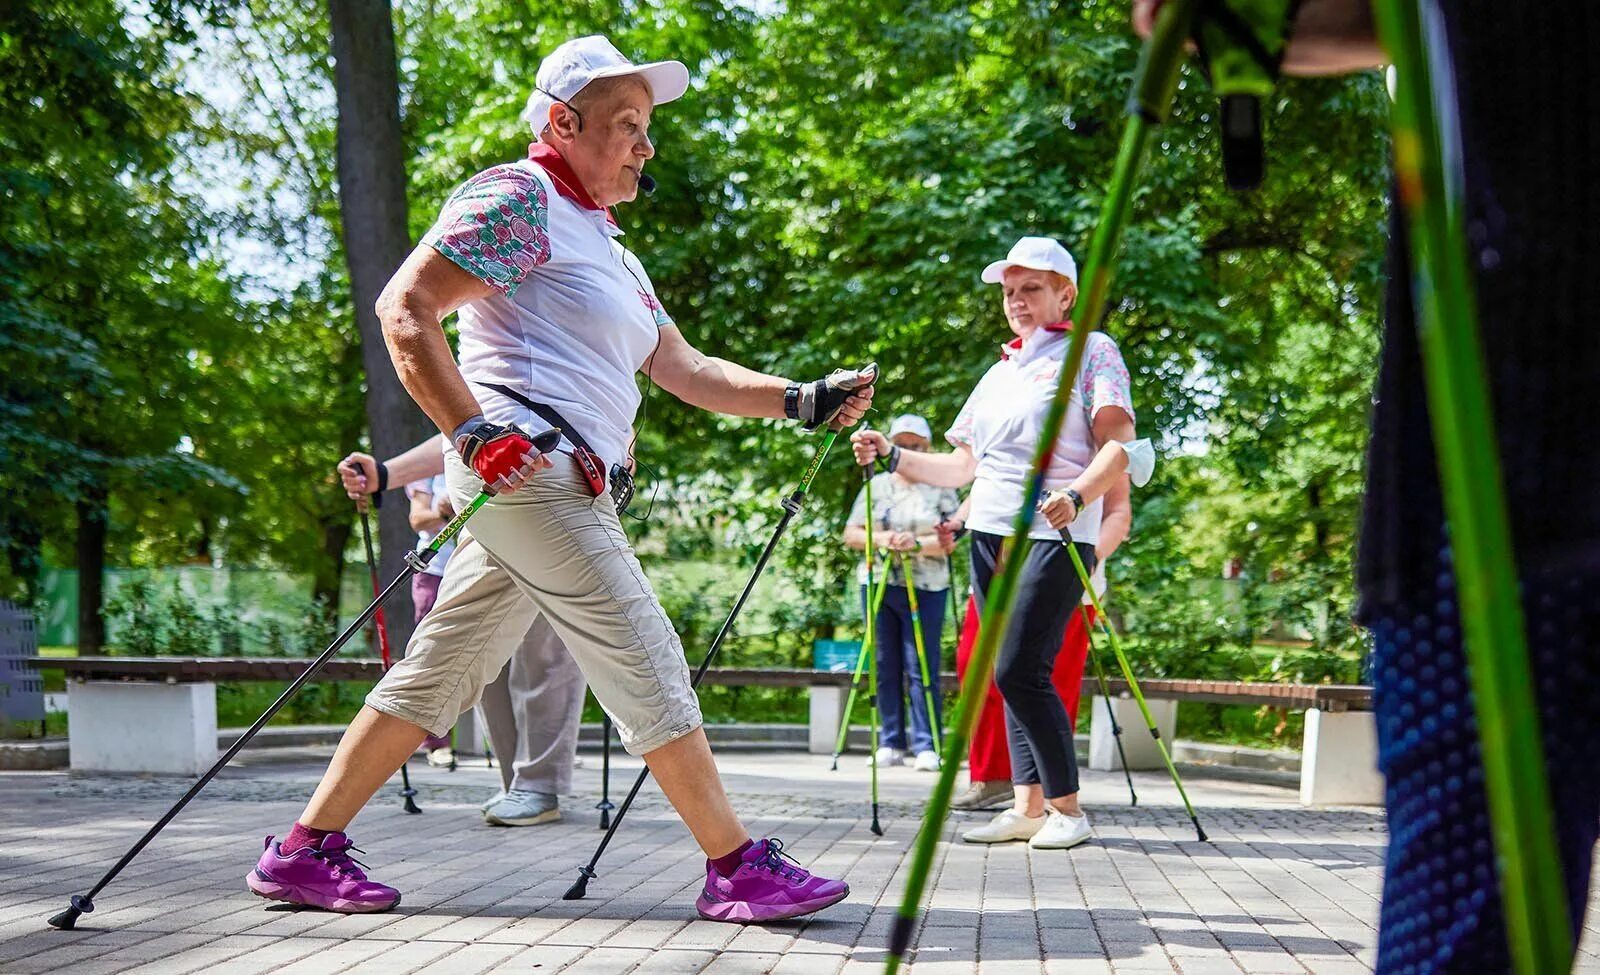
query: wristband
[
  {"left": 451, "top": 414, "right": 487, "bottom": 456},
  {"left": 375, "top": 461, "right": 389, "bottom": 495},
  {"left": 887, "top": 445, "right": 902, "bottom": 473},
  {"left": 783, "top": 383, "right": 801, "bottom": 420},
  {"left": 1065, "top": 488, "right": 1085, "bottom": 513}
]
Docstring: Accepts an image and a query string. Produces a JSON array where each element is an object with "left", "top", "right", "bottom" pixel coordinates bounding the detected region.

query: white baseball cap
[
  {"left": 980, "top": 236, "right": 1078, "bottom": 286},
  {"left": 888, "top": 414, "right": 933, "bottom": 441},
  {"left": 522, "top": 36, "right": 690, "bottom": 137}
]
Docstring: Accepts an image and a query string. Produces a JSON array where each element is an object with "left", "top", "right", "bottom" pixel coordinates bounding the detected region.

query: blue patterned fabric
[{"left": 1369, "top": 540, "right": 1600, "bottom": 973}]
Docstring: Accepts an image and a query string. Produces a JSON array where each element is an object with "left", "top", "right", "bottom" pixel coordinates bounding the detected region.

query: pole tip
[
  {"left": 48, "top": 895, "right": 92, "bottom": 930},
  {"left": 403, "top": 797, "right": 422, "bottom": 815},
  {"left": 1192, "top": 818, "right": 1208, "bottom": 843},
  {"left": 870, "top": 820, "right": 884, "bottom": 837},
  {"left": 563, "top": 867, "right": 594, "bottom": 901}
]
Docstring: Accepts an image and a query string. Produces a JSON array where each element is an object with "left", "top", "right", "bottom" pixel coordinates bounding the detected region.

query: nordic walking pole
[
  {"left": 830, "top": 567, "right": 893, "bottom": 770},
  {"left": 881, "top": 8, "right": 1195, "bottom": 970},
  {"left": 563, "top": 415, "right": 858, "bottom": 900},
  {"left": 1081, "top": 605, "right": 1137, "bottom": 806},
  {"left": 597, "top": 715, "right": 615, "bottom": 830},
  {"left": 899, "top": 553, "right": 943, "bottom": 759},
  {"left": 863, "top": 464, "right": 884, "bottom": 837},
  {"left": 48, "top": 428, "right": 562, "bottom": 931},
  {"left": 358, "top": 500, "right": 421, "bottom": 815},
  {"left": 1064, "top": 542, "right": 1201, "bottom": 837},
  {"left": 1374, "top": 3, "right": 1567, "bottom": 969}
]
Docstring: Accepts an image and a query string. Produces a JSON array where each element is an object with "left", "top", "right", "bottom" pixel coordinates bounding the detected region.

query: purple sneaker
[
  {"left": 246, "top": 833, "right": 401, "bottom": 913},
  {"left": 696, "top": 838, "right": 849, "bottom": 923}
]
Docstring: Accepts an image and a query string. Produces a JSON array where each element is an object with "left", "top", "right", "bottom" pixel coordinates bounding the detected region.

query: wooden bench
[{"left": 43, "top": 657, "right": 1378, "bottom": 805}]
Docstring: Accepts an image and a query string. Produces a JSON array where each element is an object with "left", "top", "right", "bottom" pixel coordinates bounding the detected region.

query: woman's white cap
[
  {"left": 888, "top": 414, "right": 933, "bottom": 441},
  {"left": 522, "top": 36, "right": 689, "bottom": 136},
  {"left": 980, "top": 236, "right": 1078, "bottom": 286}
]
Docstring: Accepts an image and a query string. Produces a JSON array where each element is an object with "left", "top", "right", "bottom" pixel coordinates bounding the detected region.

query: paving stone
[{"left": 0, "top": 749, "right": 1459, "bottom": 975}]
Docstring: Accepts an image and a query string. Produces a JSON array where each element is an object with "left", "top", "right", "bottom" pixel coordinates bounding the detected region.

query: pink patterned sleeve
[
  {"left": 421, "top": 165, "right": 552, "bottom": 297},
  {"left": 945, "top": 389, "right": 980, "bottom": 447},
  {"left": 1080, "top": 334, "right": 1135, "bottom": 422}
]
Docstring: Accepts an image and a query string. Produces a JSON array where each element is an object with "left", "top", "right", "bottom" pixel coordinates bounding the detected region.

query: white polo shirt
[
  {"left": 421, "top": 144, "right": 673, "bottom": 470},
  {"left": 946, "top": 324, "right": 1134, "bottom": 544}
]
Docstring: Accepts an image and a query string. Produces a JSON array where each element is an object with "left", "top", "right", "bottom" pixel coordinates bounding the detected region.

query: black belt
[{"left": 479, "top": 382, "right": 635, "bottom": 513}]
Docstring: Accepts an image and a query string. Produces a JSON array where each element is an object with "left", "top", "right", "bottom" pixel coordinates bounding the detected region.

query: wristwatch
[
  {"left": 1064, "top": 488, "right": 1085, "bottom": 514},
  {"left": 783, "top": 383, "right": 801, "bottom": 420}
]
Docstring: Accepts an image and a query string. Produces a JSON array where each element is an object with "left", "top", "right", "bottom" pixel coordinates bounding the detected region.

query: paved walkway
[{"left": 0, "top": 747, "right": 1593, "bottom": 974}]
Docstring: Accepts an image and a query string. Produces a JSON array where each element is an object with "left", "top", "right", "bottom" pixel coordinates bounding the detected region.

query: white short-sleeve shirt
[
  {"left": 420, "top": 144, "right": 673, "bottom": 470},
  {"left": 946, "top": 325, "right": 1134, "bottom": 544}
]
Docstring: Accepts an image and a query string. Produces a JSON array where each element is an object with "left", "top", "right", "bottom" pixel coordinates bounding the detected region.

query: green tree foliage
[{"left": 9, "top": 0, "right": 1390, "bottom": 679}]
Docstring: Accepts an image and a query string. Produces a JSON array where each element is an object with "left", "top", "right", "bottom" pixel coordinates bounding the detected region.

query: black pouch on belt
[{"left": 479, "top": 383, "right": 635, "bottom": 513}]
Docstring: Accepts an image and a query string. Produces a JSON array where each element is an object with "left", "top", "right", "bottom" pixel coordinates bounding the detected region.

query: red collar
[
  {"left": 1001, "top": 320, "right": 1072, "bottom": 359},
  {"left": 528, "top": 143, "right": 618, "bottom": 227}
]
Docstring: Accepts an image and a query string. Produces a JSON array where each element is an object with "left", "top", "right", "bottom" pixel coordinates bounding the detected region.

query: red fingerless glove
[{"left": 455, "top": 420, "right": 534, "bottom": 485}]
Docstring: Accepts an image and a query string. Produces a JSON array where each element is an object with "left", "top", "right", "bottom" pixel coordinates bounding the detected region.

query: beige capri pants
[{"left": 366, "top": 450, "right": 702, "bottom": 756}]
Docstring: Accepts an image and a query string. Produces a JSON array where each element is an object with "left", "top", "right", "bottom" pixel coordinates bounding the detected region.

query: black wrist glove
[{"left": 787, "top": 362, "right": 876, "bottom": 430}]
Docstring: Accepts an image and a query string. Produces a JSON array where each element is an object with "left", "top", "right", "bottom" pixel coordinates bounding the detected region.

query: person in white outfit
[{"left": 853, "top": 236, "right": 1151, "bottom": 852}]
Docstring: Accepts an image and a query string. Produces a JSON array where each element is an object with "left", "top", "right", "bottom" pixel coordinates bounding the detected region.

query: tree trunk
[
  {"left": 75, "top": 486, "right": 108, "bottom": 654},
  {"left": 328, "top": 0, "right": 429, "bottom": 653},
  {"left": 316, "top": 519, "right": 355, "bottom": 646}
]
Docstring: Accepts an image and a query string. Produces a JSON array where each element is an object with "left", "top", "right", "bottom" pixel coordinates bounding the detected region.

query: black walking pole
[
  {"left": 47, "top": 428, "right": 560, "bottom": 932},
  {"left": 597, "top": 715, "right": 615, "bottom": 830},
  {"left": 563, "top": 428, "right": 843, "bottom": 900},
  {"left": 358, "top": 502, "right": 422, "bottom": 815},
  {"left": 1082, "top": 606, "right": 1137, "bottom": 806}
]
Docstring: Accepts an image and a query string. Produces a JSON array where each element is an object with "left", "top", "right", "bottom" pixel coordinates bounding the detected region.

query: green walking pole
[
  {"left": 1081, "top": 604, "right": 1137, "bottom": 807},
  {"left": 880, "top": 6, "right": 1197, "bottom": 970},
  {"left": 831, "top": 566, "right": 893, "bottom": 769},
  {"left": 1065, "top": 542, "right": 1202, "bottom": 839},
  {"left": 898, "top": 553, "right": 943, "bottom": 759},
  {"left": 862, "top": 463, "right": 884, "bottom": 836},
  {"left": 1374, "top": 3, "right": 1568, "bottom": 970}
]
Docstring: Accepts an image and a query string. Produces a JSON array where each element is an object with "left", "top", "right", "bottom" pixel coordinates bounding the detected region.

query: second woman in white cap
[{"left": 853, "top": 235, "right": 1147, "bottom": 851}]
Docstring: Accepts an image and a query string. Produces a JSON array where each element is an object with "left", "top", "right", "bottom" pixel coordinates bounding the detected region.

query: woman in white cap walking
[
  {"left": 852, "top": 236, "right": 1148, "bottom": 851},
  {"left": 246, "top": 35, "right": 873, "bottom": 923},
  {"left": 843, "top": 414, "right": 960, "bottom": 771}
]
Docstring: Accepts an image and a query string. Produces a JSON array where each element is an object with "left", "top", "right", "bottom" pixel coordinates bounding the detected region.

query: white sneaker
[
  {"left": 1028, "top": 810, "right": 1093, "bottom": 850},
  {"left": 868, "top": 746, "right": 904, "bottom": 768},
  {"left": 962, "top": 809, "right": 1045, "bottom": 844},
  {"left": 426, "top": 746, "right": 456, "bottom": 768},
  {"left": 572, "top": 754, "right": 585, "bottom": 769},
  {"left": 912, "top": 750, "right": 940, "bottom": 772}
]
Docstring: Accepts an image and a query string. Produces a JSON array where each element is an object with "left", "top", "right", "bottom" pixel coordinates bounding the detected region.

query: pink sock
[
  {"left": 710, "top": 839, "right": 755, "bottom": 878},
  {"left": 280, "top": 822, "right": 333, "bottom": 856}
]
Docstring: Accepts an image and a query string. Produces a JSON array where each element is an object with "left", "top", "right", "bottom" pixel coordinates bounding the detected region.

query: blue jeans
[{"left": 861, "top": 584, "right": 946, "bottom": 754}]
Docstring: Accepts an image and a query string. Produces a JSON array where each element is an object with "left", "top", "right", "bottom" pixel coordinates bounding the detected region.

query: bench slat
[{"left": 43, "top": 657, "right": 1372, "bottom": 711}]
